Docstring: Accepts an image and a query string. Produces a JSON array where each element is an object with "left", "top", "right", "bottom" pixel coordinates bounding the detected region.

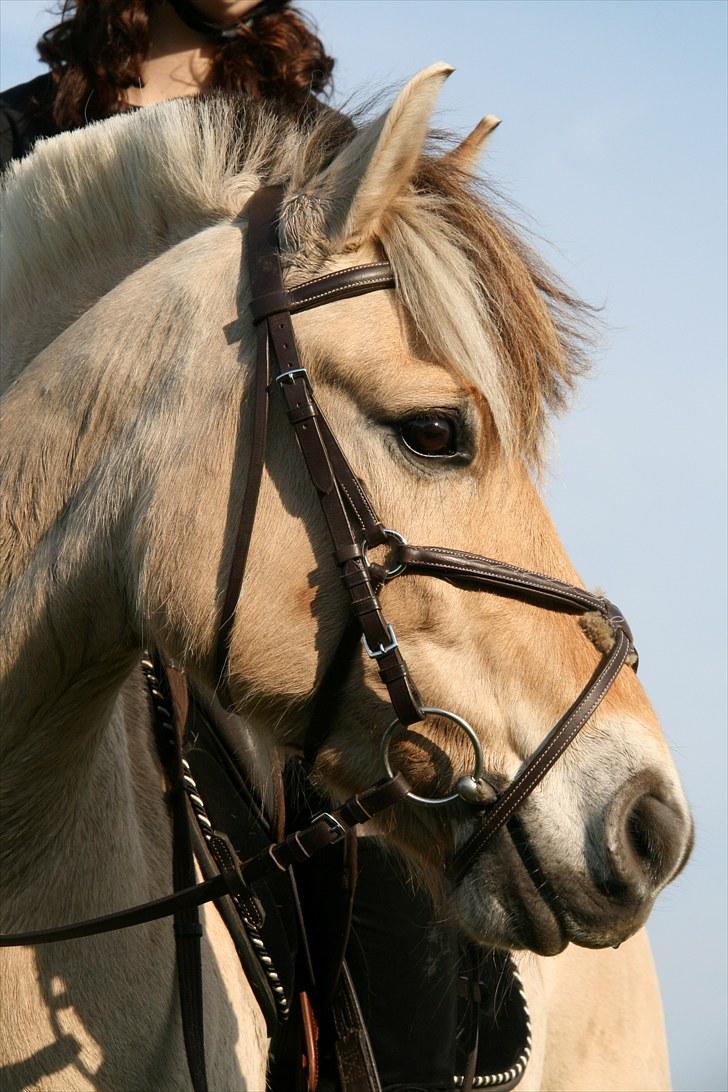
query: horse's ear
[
  {"left": 300, "top": 62, "right": 454, "bottom": 248},
  {"left": 442, "top": 115, "right": 501, "bottom": 176}
]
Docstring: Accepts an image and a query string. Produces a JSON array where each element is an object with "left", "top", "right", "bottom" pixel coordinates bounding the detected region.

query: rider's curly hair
[{"left": 38, "top": 0, "right": 334, "bottom": 130}]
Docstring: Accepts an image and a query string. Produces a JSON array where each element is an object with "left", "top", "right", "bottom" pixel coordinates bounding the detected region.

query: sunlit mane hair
[{"left": 0, "top": 94, "right": 589, "bottom": 462}]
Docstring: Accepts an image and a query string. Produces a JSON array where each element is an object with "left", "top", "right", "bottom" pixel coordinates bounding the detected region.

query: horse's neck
[
  {"left": 1, "top": 669, "right": 170, "bottom": 928},
  {"left": 0, "top": 379, "right": 146, "bottom": 899},
  {"left": 514, "top": 935, "right": 670, "bottom": 1092},
  {"left": 0, "top": 300, "right": 146, "bottom": 752},
  {"left": 0, "top": 492, "right": 269, "bottom": 1087},
  {"left": 0, "top": 501, "right": 136, "bottom": 754}
]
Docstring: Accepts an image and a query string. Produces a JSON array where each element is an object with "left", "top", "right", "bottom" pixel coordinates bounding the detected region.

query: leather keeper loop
[
  {"left": 378, "top": 657, "right": 409, "bottom": 683},
  {"left": 336, "top": 545, "right": 364, "bottom": 566},
  {"left": 368, "top": 563, "right": 388, "bottom": 587},
  {"left": 280, "top": 832, "right": 311, "bottom": 865},
  {"left": 208, "top": 831, "right": 252, "bottom": 903},
  {"left": 174, "top": 920, "right": 204, "bottom": 938},
  {"left": 338, "top": 797, "right": 372, "bottom": 825},
  {"left": 352, "top": 598, "right": 382, "bottom": 620},
  {"left": 249, "top": 290, "right": 290, "bottom": 322},
  {"left": 288, "top": 402, "right": 318, "bottom": 425},
  {"left": 341, "top": 569, "right": 375, "bottom": 592},
  {"left": 340, "top": 570, "right": 370, "bottom": 591}
]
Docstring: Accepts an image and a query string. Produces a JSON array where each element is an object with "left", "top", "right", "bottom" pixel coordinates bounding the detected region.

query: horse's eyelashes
[{"left": 398, "top": 413, "right": 461, "bottom": 459}]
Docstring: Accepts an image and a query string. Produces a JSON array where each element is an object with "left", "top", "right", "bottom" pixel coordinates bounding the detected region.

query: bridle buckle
[
  {"left": 310, "top": 811, "right": 347, "bottom": 843},
  {"left": 362, "top": 624, "right": 398, "bottom": 660},
  {"left": 275, "top": 367, "right": 309, "bottom": 387}
]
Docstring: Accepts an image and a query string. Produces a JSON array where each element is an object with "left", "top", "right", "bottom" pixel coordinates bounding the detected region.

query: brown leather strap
[
  {"left": 398, "top": 544, "right": 613, "bottom": 617},
  {"left": 154, "top": 658, "right": 207, "bottom": 1092},
  {"left": 214, "top": 191, "right": 277, "bottom": 683},
  {"left": 299, "top": 989, "right": 320, "bottom": 1092},
  {"left": 244, "top": 773, "right": 411, "bottom": 882},
  {"left": 0, "top": 775, "right": 409, "bottom": 948},
  {"left": 268, "top": 319, "right": 423, "bottom": 725},
  {"left": 257, "top": 262, "right": 395, "bottom": 321},
  {"left": 450, "top": 628, "right": 633, "bottom": 882},
  {"left": 317, "top": 413, "right": 387, "bottom": 549},
  {"left": 0, "top": 874, "right": 233, "bottom": 948},
  {"left": 220, "top": 186, "right": 423, "bottom": 726}
]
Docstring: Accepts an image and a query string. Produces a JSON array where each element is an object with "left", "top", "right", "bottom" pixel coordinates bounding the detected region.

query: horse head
[{"left": 219, "top": 64, "right": 692, "bottom": 954}]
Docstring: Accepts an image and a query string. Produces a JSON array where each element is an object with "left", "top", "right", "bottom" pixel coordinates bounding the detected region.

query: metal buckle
[
  {"left": 362, "top": 527, "right": 408, "bottom": 579},
  {"left": 380, "top": 707, "right": 485, "bottom": 807},
  {"left": 310, "top": 812, "right": 347, "bottom": 843},
  {"left": 275, "top": 367, "right": 309, "bottom": 387},
  {"left": 362, "top": 624, "right": 398, "bottom": 660},
  {"left": 267, "top": 843, "right": 288, "bottom": 872}
]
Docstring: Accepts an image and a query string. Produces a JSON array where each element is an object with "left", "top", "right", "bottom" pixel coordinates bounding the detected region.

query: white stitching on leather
[
  {"left": 408, "top": 555, "right": 597, "bottom": 611},
  {"left": 292, "top": 275, "right": 394, "bottom": 308},
  {"left": 293, "top": 263, "right": 390, "bottom": 292},
  {"left": 411, "top": 547, "right": 600, "bottom": 609}
]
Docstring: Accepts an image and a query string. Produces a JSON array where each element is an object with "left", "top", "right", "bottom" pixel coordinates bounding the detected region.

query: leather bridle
[
  {"left": 219, "top": 185, "right": 638, "bottom": 882},
  {"left": 0, "top": 184, "right": 638, "bottom": 1092}
]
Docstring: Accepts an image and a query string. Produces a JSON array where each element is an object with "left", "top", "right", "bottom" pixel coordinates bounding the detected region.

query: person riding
[{"left": 0, "top": 0, "right": 333, "bottom": 168}]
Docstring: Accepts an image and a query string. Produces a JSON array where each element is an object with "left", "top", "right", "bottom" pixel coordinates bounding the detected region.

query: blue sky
[{"left": 1, "top": 1, "right": 726, "bottom": 1087}]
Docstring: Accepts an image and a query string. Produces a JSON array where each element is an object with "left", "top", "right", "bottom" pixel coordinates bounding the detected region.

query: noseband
[{"left": 218, "top": 185, "right": 639, "bottom": 883}]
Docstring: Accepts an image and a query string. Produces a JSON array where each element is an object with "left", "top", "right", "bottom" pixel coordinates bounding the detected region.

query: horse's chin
[
  {"left": 452, "top": 852, "right": 569, "bottom": 956},
  {"left": 453, "top": 871, "right": 568, "bottom": 956}
]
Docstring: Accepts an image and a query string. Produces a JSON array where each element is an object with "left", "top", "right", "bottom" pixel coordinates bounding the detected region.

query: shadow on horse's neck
[{"left": 0, "top": 494, "right": 137, "bottom": 752}]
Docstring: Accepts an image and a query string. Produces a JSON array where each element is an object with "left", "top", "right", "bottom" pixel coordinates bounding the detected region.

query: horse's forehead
[{"left": 290, "top": 282, "right": 468, "bottom": 408}]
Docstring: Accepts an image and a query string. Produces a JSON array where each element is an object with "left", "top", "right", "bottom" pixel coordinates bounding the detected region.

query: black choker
[{"left": 167, "top": 0, "right": 285, "bottom": 41}]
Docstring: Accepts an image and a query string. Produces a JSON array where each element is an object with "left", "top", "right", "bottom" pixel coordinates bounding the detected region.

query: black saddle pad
[{"left": 304, "top": 838, "right": 531, "bottom": 1092}]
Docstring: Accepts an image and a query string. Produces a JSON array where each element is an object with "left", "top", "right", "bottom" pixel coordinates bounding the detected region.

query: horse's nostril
[
  {"left": 604, "top": 774, "right": 692, "bottom": 900},
  {"left": 626, "top": 801, "right": 653, "bottom": 865},
  {"left": 625, "top": 794, "right": 680, "bottom": 882}
]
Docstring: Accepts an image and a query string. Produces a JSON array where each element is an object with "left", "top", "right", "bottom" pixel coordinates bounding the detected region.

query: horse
[{"left": 0, "top": 63, "right": 692, "bottom": 1091}]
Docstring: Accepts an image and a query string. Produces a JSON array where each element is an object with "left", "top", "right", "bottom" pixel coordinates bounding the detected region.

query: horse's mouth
[
  {"left": 452, "top": 816, "right": 648, "bottom": 956},
  {"left": 452, "top": 818, "right": 568, "bottom": 956}
]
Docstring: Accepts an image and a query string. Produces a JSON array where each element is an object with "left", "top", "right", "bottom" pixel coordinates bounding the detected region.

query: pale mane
[{"left": 1, "top": 94, "right": 587, "bottom": 460}]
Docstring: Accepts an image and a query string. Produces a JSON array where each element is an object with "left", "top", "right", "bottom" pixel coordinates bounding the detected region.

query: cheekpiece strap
[{"left": 215, "top": 185, "right": 422, "bottom": 727}]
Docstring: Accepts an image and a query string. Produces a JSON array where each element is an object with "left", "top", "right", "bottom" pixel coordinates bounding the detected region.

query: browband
[{"left": 249, "top": 262, "right": 395, "bottom": 323}]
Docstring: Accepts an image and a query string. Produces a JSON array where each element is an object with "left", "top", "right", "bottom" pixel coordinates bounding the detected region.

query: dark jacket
[{"left": 0, "top": 72, "right": 60, "bottom": 169}]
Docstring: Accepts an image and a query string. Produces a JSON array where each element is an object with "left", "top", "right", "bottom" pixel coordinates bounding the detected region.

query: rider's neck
[{"left": 125, "top": 2, "right": 215, "bottom": 108}]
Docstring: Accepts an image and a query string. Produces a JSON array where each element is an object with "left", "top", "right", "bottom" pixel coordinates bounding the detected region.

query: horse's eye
[{"left": 399, "top": 414, "right": 459, "bottom": 458}]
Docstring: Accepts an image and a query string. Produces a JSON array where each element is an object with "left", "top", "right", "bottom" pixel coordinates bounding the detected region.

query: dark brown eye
[{"left": 399, "top": 413, "right": 459, "bottom": 458}]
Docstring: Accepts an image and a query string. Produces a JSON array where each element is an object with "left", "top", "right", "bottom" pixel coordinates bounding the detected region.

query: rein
[{"left": 0, "top": 184, "right": 638, "bottom": 1092}]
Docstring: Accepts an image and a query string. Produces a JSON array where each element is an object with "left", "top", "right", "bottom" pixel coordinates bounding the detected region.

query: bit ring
[{"left": 381, "top": 707, "right": 484, "bottom": 807}]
